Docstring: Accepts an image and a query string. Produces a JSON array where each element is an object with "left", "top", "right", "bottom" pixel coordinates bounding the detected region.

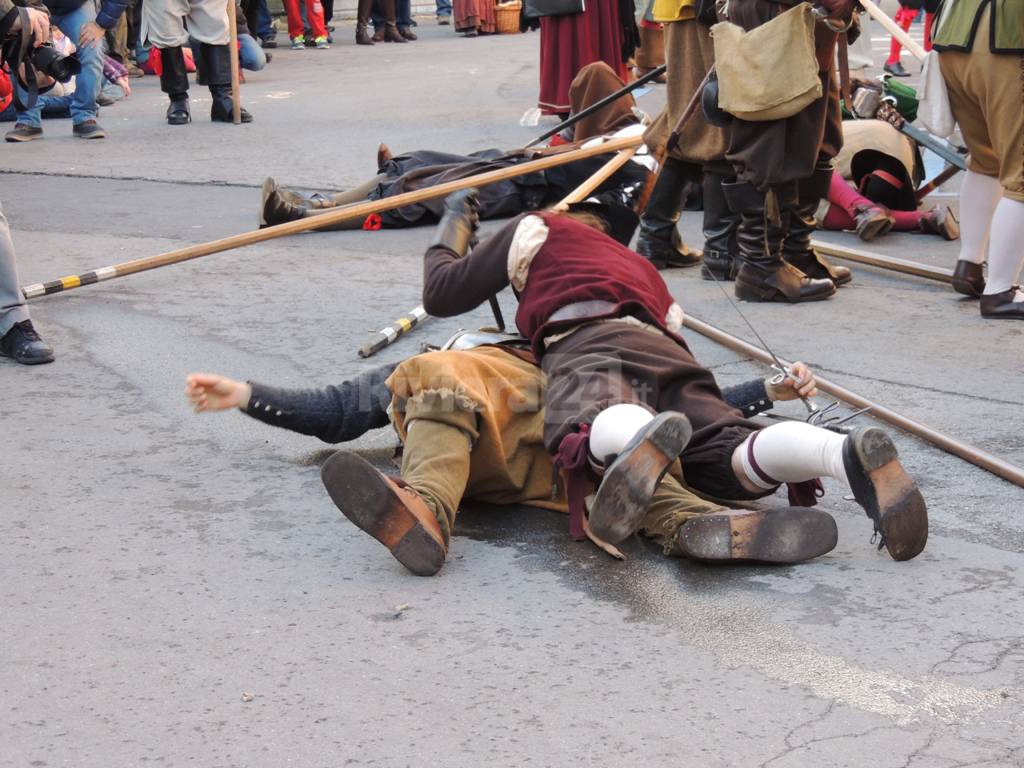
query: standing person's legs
[
  {"left": 436, "top": 0, "right": 452, "bottom": 21},
  {"left": 54, "top": 5, "right": 107, "bottom": 134},
  {"left": 303, "top": 0, "right": 327, "bottom": 40},
  {"left": 281, "top": 0, "right": 306, "bottom": 40},
  {"left": 0, "top": 204, "right": 54, "bottom": 364},
  {"left": 187, "top": 0, "right": 254, "bottom": 122}
]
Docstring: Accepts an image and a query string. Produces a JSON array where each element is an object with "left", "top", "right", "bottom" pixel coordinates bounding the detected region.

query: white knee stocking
[
  {"left": 736, "top": 422, "right": 849, "bottom": 490},
  {"left": 983, "top": 196, "right": 1024, "bottom": 298},
  {"left": 957, "top": 170, "right": 1003, "bottom": 265}
]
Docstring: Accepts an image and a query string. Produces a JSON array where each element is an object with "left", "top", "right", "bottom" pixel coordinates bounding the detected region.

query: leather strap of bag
[{"left": 837, "top": 31, "right": 852, "bottom": 117}]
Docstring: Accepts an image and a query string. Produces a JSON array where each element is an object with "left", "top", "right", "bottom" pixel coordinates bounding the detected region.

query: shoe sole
[
  {"left": 845, "top": 428, "right": 928, "bottom": 561},
  {"left": 321, "top": 452, "right": 445, "bottom": 576},
  {"left": 588, "top": 412, "right": 693, "bottom": 544},
  {"left": 259, "top": 177, "right": 276, "bottom": 228},
  {"left": 0, "top": 350, "right": 55, "bottom": 365},
  {"left": 677, "top": 507, "right": 838, "bottom": 563},
  {"left": 856, "top": 216, "right": 895, "bottom": 242},
  {"left": 74, "top": 132, "right": 106, "bottom": 139},
  {"left": 5, "top": 133, "right": 42, "bottom": 142}
]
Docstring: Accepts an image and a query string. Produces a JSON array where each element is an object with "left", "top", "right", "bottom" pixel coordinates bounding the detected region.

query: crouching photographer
[{"left": 3, "top": 0, "right": 128, "bottom": 141}]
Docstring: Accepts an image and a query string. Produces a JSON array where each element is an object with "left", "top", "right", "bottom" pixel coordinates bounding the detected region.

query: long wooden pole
[
  {"left": 226, "top": 0, "right": 242, "bottom": 125},
  {"left": 355, "top": 146, "right": 644, "bottom": 358},
  {"left": 809, "top": 240, "right": 953, "bottom": 284},
  {"left": 22, "top": 134, "right": 644, "bottom": 300},
  {"left": 682, "top": 314, "right": 1024, "bottom": 489},
  {"left": 859, "top": 0, "right": 928, "bottom": 61}
]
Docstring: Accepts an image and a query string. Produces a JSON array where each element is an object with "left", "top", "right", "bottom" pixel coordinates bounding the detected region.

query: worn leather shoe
[
  {"left": 259, "top": 177, "right": 307, "bottom": 227},
  {"left": 676, "top": 507, "right": 838, "bottom": 563},
  {"left": 5, "top": 123, "right": 42, "bottom": 142},
  {"left": 73, "top": 119, "right": 106, "bottom": 139},
  {"left": 735, "top": 261, "right": 837, "bottom": 303},
  {"left": 166, "top": 94, "right": 191, "bottom": 125},
  {"left": 588, "top": 411, "right": 693, "bottom": 544},
  {"left": 980, "top": 287, "right": 1024, "bottom": 319},
  {"left": 0, "top": 320, "right": 55, "bottom": 365},
  {"left": 853, "top": 204, "right": 895, "bottom": 242},
  {"left": 321, "top": 451, "right": 447, "bottom": 576},
  {"left": 377, "top": 142, "right": 393, "bottom": 169},
  {"left": 951, "top": 259, "right": 985, "bottom": 298},
  {"left": 843, "top": 427, "right": 928, "bottom": 561},
  {"left": 919, "top": 206, "right": 959, "bottom": 241},
  {"left": 398, "top": 24, "right": 417, "bottom": 40},
  {"left": 884, "top": 61, "right": 910, "bottom": 77}
]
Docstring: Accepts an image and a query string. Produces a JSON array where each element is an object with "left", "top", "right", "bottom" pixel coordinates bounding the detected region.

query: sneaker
[
  {"left": 438, "top": 15, "right": 451, "bottom": 24},
  {"left": 4, "top": 123, "right": 42, "bottom": 142},
  {"left": 260, "top": 36, "right": 278, "bottom": 49},
  {"left": 0, "top": 320, "right": 55, "bottom": 365},
  {"left": 314, "top": 35, "right": 330, "bottom": 49},
  {"left": 72, "top": 119, "right": 106, "bottom": 139},
  {"left": 290, "top": 36, "right": 305, "bottom": 49}
]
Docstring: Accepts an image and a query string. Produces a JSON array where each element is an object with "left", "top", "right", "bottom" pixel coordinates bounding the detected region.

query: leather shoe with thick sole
[
  {"left": 843, "top": 427, "right": 928, "bottom": 561},
  {"left": 951, "top": 259, "right": 985, "bottom": 298},
  {"left": 854, "top": 205, "right": 895, "bottom": 242},
  {"left": 676, "top": 507, "right": 838, "bottom": 564},
  {"left": 919, "top": 206, "right": 959, "bottom": 241},
  {"left": 588, "top": 411, "right": 693, "bottom": 544},
  {"left": 5, "top": 123, "right": 43, "bottom": 142},
  {"left": 0, "top": 320, "right": 55, "bottom": 365},
  {"left": 980, "top": 287, "right": 1024, "bottom": 319},
  {"left": 321, "top": 452, "right": 447, "bottom": 576},
  {"left": 73, "top": 119, "right": 106, "bottom": 139}
]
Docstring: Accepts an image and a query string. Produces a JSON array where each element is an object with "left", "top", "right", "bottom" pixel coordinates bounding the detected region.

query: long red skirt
[
  {"left": 538, "top": 0, "right": 627, "bottom": 115},
  {"left": 454, "top": 0, "right": 496, "bottom": 32}
]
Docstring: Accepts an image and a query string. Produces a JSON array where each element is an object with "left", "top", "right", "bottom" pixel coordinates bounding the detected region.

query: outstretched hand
[
  {"left": 185, "top": 373, "right": 251, "bottom": 413},
  {"left": 766, "top": 361, "right": 819, "bottom": 402}
]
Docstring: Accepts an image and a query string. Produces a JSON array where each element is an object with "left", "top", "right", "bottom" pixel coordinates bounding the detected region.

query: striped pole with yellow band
[
  {"left": 358, "top": 305, "right": 430, "bottom": 358},
  {"left": 23, "top": 267, "right": 119, "bottom": 299}
]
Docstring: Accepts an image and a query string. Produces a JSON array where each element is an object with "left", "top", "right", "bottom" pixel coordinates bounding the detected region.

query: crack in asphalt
[{"left": 0, "top": 170, "right": 262, "bottom": 190}]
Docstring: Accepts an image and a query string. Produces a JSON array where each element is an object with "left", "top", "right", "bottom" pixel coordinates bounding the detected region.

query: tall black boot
[
  {"left": 159, "top": 46, "right": 190, "bottom": 125},
  {"left": 198, "top": 42, "right": 253, "bottom": 123},
  {"left": 783, "top": 168, "right": 852, "bottom": 286},
  {"left": 726, "top": 180, "right": 836, "bottom": 303},
  {"left": 636, "top": 157, "right": 703, "bottom": 269},
  {"left": 700, "top": 171, "right": 739, "bottom": 281}
]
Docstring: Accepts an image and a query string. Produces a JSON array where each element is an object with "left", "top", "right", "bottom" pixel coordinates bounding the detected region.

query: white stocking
[
  {"left": 735, "top": 422, "right": 849, "bottom": 491},
  {"left": 983, "top": 196, "right": 1024, "bottom": 298},
  {"left": 957, "top": 170, "right": 1003, "bottom": 265}
]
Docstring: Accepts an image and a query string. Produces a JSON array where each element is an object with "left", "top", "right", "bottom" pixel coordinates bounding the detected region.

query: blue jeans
[
  {"left": 1, "top": 92, "right": 73, "bottom": 122},
  {"left": 436, "top": 0, "right": 452, "bottom": 17},
  {"left": 252, "top": 0, "right": 275, "bottom": 39},
  {"left": 15, "top": 3, "right": 105, "bottom": 126},
  {"left": 372, "top": 0, "right": 411, "bottom": 27},
  {"left": 190, "top": 35, "right": 266, "bottom": 73}
]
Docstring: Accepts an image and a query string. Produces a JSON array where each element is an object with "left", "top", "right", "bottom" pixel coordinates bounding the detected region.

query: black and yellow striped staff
[{"left": 358, "top": 305, "right": 430, "bottom": 358}]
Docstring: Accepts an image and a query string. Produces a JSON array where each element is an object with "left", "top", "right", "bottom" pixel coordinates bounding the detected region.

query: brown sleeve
[{"left": 421, "top": 213, "right": 526, "bottom": 318}]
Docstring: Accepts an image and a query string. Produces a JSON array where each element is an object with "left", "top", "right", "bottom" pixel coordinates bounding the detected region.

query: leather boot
[
  {"left": 158, "top": 46, "right": 190, "bottom": 125},
  {"left": 321, "top": 452, "right": 448, "bottom": 576},
  {"left": 727, "top": 181, "right": 836, "bottom": 303},
  {"left": 199, "top": 43, "right": 253, "bottom": 123},
  {"left": 784, "top": 169, "right": 851, "bottom": 286},
  {"left": 636, "top": 157, "right": 703, "bottom": 269},
  {"left": 355, "top": 0, "right": 374, "bottom": 44},
  {"left": 700, "top": 171, "right": 739, "bottom": 281},
  {"left": 380, "top": 0, "right": 408, "bottom": 42}
]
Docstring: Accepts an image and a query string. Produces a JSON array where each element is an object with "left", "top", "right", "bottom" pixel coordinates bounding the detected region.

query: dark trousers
[{"left": 540, "top": 322, "right": 769, "bottom": 501}]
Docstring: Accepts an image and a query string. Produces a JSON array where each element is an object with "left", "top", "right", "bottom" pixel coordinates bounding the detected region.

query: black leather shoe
[
  {"left": 843, "top": 427, "right": 927, "bottom": 561},
  {"left": 676, "top": 507, "right": 838, "bottom": 563},
  {"left": 980, "top": 287, "right": 1024, "bottom": 319},
  {"left": 884, "top": 61, "right": 910, "bottom": 77},
  {"left": 0, "top": 320, "right": 55, "bottom": 365},
  {"left": 951, "top": 260, "right": 985, "bottom": 298},
  {"left": 166, "top": 94, "right": 191, "bottom": 125}
]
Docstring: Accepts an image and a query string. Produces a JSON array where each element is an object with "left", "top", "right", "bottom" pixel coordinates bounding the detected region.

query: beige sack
[{"left": 711, "top": 3, "right": 821, "bottom": 121}]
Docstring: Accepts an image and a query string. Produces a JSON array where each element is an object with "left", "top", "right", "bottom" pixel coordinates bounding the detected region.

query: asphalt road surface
[{"left": 2, "top": 16, "right": 1023, "bottom": 768}]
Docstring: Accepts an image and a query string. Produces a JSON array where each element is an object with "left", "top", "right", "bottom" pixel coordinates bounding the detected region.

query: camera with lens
[{"left": 26, "top": 41, "right": 80, "bottom": 82}]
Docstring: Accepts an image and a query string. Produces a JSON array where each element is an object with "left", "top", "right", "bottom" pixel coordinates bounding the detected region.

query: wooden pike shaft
[
  {"left": 357, "top": 145, "right": 641, "bottom": 358},
  {"left": 682, "top": 314, "right": 1024, "bottom": 489},
  {"left": 809, "top": 240, "right": 954, "bottom": 284},
  {"left": 358, "top": 305, "right": 429, "bottom": 358},
  {"left": 227, "top": 0, "right": 242, "bottom": 125},
  {"left": 22, "top": 133, "right": 644, "bottom": 301},
  {"left": 859, "top": 0, "right": 928, "bottom": 61}
]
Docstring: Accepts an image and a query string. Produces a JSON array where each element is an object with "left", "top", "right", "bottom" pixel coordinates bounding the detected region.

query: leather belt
[{"left": 547, "top": 300, "right": 619, "bottom": 324}]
